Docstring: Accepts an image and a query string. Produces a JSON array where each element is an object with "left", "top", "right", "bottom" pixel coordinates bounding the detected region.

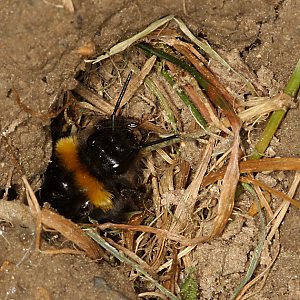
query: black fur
[{"left": 38, "top": 118, "right": 144, "bottom": 223}]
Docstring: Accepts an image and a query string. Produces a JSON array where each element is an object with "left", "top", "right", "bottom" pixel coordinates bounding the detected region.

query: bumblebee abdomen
[
  {"left": 55, "top": 136, "right": 114, "bottom": 212},
  {"left": 38, "top": 161, "right": 88, "bottom": 221},
  {"left": 38, "top": 136, "right": 118, "bottom": 221}
]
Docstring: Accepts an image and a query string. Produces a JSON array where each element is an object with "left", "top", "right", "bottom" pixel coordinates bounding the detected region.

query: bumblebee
[{"left": 38, "top": 73, "right": 177, "bottom": 223}]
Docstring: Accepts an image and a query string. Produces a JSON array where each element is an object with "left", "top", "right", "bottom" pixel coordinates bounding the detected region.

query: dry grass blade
[
  {"left": 252, "top": 184, "right": 274, "bottom": 218},
  {"left": 170, "top": 137, "right": 214, "bottom": 233},
  {"left": 73, "top": 83, "right": 114, "bottom": 114},
  {"left": 234, "top": 186, "right": 280, "bottom": 300},
  {"left": 172, "top": 43, "right": 239, "bottom": 109},
  {"left": 86, "top": 15, "right": 174, "bottom": 63},
  {"left": 62, "top": 0, "right": 74, "bottom": 12},
  {"left": 202, "top": 157, "right": 300, "bottom": 187},
  {"left": 119, "top": 55, "right": 156, "bottom": 108},
  {"left": 266, "top": 171, "right": 300, "bottom": 241},
  {"left": 198, "top": 51, "right": 242, "bottom": 238},
  {"left": 22, "top": 176, "right": 101, "bottom": 260},
  {"left": 227, "top": 92, "right": 293, "bottom": 126},
  {"left": 181, "top": 81, "right": 212, "bottom": 122},
  {"left": 22, "top": 176, "right": 40, "bottom": 215},
  {"left": 175, "top": 160, "right": 191, "bottom": 190},
  {"left": 165, "top": 38, "right": 208, "bottom": 65},
  {"left": 96, "top": 222, "right": 189, "bottom": 245},
  {"left": 41, "top": 209, "right": 102, "bottom": 260},
  {"left": 182, "top": 81, "right": 231, "bottom": 134},
  {"left": 240, "top": 176, "right": 300, "bottom": 209},
  {"left": 173, "top": 17, "right": 253, "bottom": 91},
  {"left": 76, "top": 101, "right": 104, "bottom": 113},
  {"left": 236, "top": 174, "right": 300, "bottom": 299},
  {"left": 209, "top": 124, "right": 241, "bottom": 238},
  {"left": 22, "top": 176, "right": 42, "bottom": 251}
]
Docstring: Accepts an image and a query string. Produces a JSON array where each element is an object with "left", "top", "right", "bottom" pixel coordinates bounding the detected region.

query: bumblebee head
[
  {"left": 78, "top": 72, "right": 179, "bottom": 179},
  {"left": 85, "top": 120, "right": 141, "bottom": 175},
  {"left": 77, "top": 72, "right": 142, "bottom": 178}
]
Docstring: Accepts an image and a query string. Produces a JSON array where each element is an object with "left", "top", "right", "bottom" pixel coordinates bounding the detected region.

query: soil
[{"left": 0, "top": 0, "right": 299, "bottom": 299}]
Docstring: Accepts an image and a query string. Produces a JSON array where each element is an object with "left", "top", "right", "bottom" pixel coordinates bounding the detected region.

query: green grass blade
[
  {"left": 229, "top": 183, "right": 266, "bottom": 300},
  {"left": 251, "top": 58, "right": 300, "bottom": 159},
  {"left": 86, "top": 229, "right": 180, "bottom": 300},
  {"left": 160, "top": 67, "right": 207, "bottom": 128}
]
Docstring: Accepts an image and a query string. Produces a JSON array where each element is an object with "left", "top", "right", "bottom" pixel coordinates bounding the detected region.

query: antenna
[
  {"left": 141, "top": 134, "right": 180, "bottom": 149},
  {"left": 111, "top": 72, "right": 132, "bottom": 133}
]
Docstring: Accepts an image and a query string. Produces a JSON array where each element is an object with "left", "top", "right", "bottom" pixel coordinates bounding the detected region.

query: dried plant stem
[{"left": 74, "top": 83, "right": 114, "bottom": 114}]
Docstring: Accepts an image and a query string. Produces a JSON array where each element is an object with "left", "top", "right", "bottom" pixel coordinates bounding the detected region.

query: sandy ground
[{"left": 0, "top": 0, "right": 299, "bottom": 299}]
